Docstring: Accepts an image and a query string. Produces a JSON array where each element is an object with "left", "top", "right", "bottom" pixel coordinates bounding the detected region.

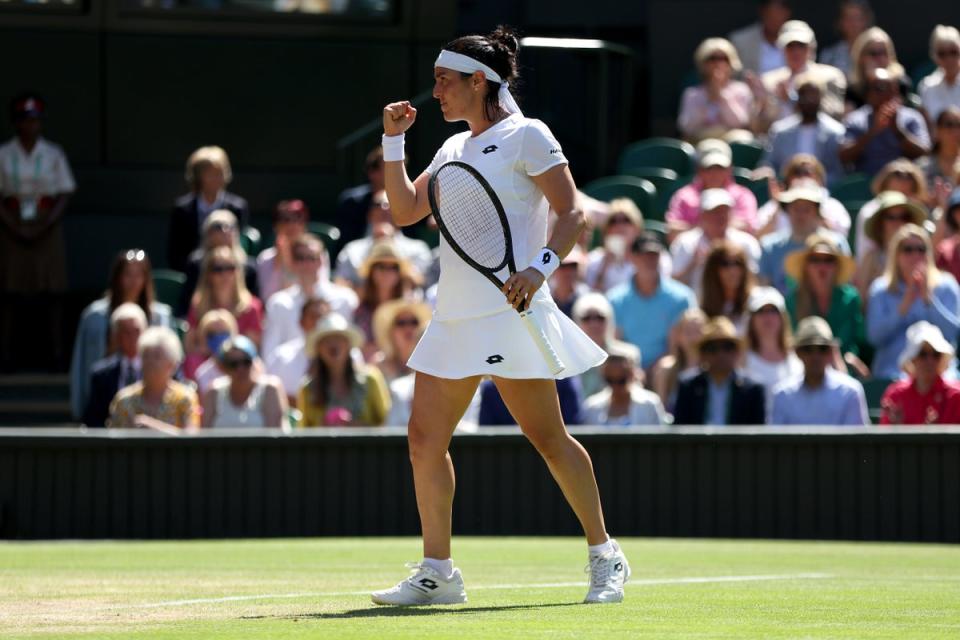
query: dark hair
[
  {"left": 300, "top": 296, "right": 328, "bottom": 321},
  {"left": 932, "top": 106, "right": 960, "bottom": 157},
  {"left": 274, "top": 199, "right": 309, "bottom": 222},
  {"left": 836, "top": 0, "right": 874, "bottom": 30},
  {"left": 10, "top": 92, "right": 45, "bottom": 121},
  {"left": 309, "top": 352, "right": 356, "bottom": 409},
  {"left": 700, "top": 241, "right": 753, "bottom": 319},
  {"left": 444, "top": 25, "right": 521, "bottom": 121},
  {"left": 107, "top": 249, "right": 156, "bottom": 321}
]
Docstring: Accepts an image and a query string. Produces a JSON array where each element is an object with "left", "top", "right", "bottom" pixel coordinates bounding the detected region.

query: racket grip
[{"left": 519, "top": 307, "right": 566, "bottom": 376}]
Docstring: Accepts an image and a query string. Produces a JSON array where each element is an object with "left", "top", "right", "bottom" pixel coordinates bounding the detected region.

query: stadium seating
[
  {"left": 616, "top": 138, "right": 696, "bottom": 177},
  {"left": 152, "top": 269, "right": 187, "bottom": 309},
  {"left": 620, "top": 166, "right": 683, "bottom": 218},
  {"left": 733, "top": 170, "right": 771, "bottom": 206},
  {"left": 582, "top": 175, "right": 658, "bottom": 220},
  {"left": 861, "top": 377, "right": 894, "bottom": 425},
  {"left": 831, "top": 173, "right": 874, "bottom": 203},
  {"left": 730, "top": 140, "right": 764, "bottom": 171},
  {"left": 307, "top": 222, "right": 341, "bottom": 249},
  {"left": 240, "top": 226, "right": 262, "bottom": 257}
]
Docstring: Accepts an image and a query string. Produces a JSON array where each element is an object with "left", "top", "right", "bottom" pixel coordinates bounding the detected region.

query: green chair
[
  {"left": 582, "top": 175, "right": 658, "bottom": 221},
  {"left": 239, "top": 225, "right": 262, "bottom": 257},
  {"left": 152, "top": 269, "right": 186, "bottom": 310},
  {"left": 307, "top": 221, "right": 341, "bottom": 250},
  {"left": 831, "top": 173, "right": 873, "bottom": 202},
  {"left": 621, "top": 166, "right": 680, "bottom": 219},
  {"left": 730, "top": 140, "right": 764, "bottom": 170},
  {"left": 842, "top": 199, "right": 871, "bottom": 253},
  {"left": 861, "top": 377, "right": 893, "bottom": 425},
  {"left": 616, "top": 138, "right": 696, "bottom": 177},
  {"left": 643, "top": 219, "right": 669, "bottom": 246},
  {"left": 733, "top": 171, "right": 770, "bottom": 206}
]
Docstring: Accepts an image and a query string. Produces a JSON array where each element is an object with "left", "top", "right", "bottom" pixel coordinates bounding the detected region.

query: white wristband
[
  {"left": 381, "top": 133, "right": 405, "bottom": 162},
  {"left": 529, "top": 247, "right": 560, "bottom": 279}
]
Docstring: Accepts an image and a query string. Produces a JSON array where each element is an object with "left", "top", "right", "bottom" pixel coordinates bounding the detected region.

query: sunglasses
[
  {"left": 884, "top": 211, "right": 914, "bottom": 223},
  {"left": 208, "top": 222, "right": 235, "bottom": 233},
  {"left": 581, "top": 314, "right": 608, "bottom": 323},
  {"left": 864, "top": 47, "right": 888, "bottom": 57},
  {"left": 277, "top": 214, "right": 305, "bottom": 224},
  {"left": 718, "top": 259, "right": 744, "bottom": 269},
  {"left": 916, "top": 349, "right": 942, "bottom": 360},
  {"left": 210, "top": 264, "right": 236, "bottom": 273},
  {"left": 899, "top": 244, "right": 927, "bottom": 255},
  {"left": 936, "top": 49, "right": 960, "bottom": 59},
  {"left": 701, "top": 341, "right": 737, "bottom": 354},
  {"left": 393, "top": 317, "right": 421, "bottom": 329},
  {"left": 223, "top": 357, "right": 253, "bottom": 370},
  {"left": 373, "top": 262, "right": 401, "bottom": 272},
  {"left": 705, "top": 54, "right": 728, "bottom": 63},
  {"left": 604, "top": 376, "right": 629, "bottom": 386},
  {"left": 939, "top": 121, "right": 960, "bottom": 129},
  {"left": 607, "top": 215, "right": 634, "bottom": 225},
  {"left": 869, "top": 82, "right": 894, "bottom": 93},
  {"left": 797, "top": 344, "right": 831, "bottom": 354},
  {"left": 293, "top": 253, "right": 320, "bottom": 263},
  {"left": 755, "top": 306, "right": 781, "bottom": 315},
  {"left": 125, "top": 249, "right": 146, "bottom": 262},
  {"left": 807, "top": 255, "right": 837, "bottom": 266}
]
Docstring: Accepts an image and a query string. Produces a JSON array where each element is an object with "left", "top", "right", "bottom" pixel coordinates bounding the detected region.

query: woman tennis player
[{"left": 372, "top": 26, "right": 630, "bottom": 606}]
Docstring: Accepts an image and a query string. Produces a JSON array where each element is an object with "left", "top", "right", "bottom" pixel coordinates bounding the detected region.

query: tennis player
[{"left": 372, "top": 26, "right": 630, "bottom": 606}]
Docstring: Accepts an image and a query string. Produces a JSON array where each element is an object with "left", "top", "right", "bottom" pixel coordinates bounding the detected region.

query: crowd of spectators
[{"left": 4, "top": 2, "right": 960, "bottom": 430}]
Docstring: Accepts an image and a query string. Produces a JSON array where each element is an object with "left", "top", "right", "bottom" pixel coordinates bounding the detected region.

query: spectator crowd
[{"left": 4, "top": 1, "right": 960, "bottom": 430}]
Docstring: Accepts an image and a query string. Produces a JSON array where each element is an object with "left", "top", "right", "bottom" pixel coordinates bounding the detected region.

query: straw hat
[
  {"left": 697, "top": 317, "right": 743, "bottom": 351},
  {"left": 793, "top": 316, "right": 837, "bottom": 349},
  {"left": 358, "top": 241, "right": 422, "bottom": 284},
  {"left": 307, "top": 313, "right": 363, "bottom": 353},
  {"left": 864, "top": 191, "right": 928, "bottom": 245},
  {"left": 898, "top": 321, "right": 954, "bottom": 375},
  {"left": 372, "top": 299, "right": 433, "bottom": 356},
  {"left": 784, "top": 234, "right": 856, "bottom": 285}
]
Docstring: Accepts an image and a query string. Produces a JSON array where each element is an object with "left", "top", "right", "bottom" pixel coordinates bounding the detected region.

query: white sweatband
[
  {"left": 529, "top": 247, "right": 560, "bottom": 279},
  {"left": 381, "top": 133, "right": 405, "bottom": 162}
]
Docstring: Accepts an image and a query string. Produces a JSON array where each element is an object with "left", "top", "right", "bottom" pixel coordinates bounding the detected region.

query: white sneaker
[
  {"left": 371, "top": 562, "right": 468, "bottom": 606},
  {"left": 583, "top": 539, "right": 630, "bottom": 604}
]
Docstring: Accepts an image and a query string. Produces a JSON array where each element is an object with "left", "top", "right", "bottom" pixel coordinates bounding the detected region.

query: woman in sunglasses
[
  {"left": 880, "top": 321, "right": 960, "bottom": 425},
  {"left": 699, "top": 241, "right": 755, "bottom": 335},
  {"left": 352, "top": 241, "right": 423, "bottom": 360},
  {"left": 918, "top": 107, "right": 960, "bottom": 198},
  {"left": 855, "top": 192, "right": 928, "bottom": 298},
  {"left": 918, "top": 26, "right": 960, "bottom": 123},
  {"left": 867, "top": 224, "right": 960, "bottom": 379},
  {"left": 201, "top": 335, "right": 287, "bottom": 429}
]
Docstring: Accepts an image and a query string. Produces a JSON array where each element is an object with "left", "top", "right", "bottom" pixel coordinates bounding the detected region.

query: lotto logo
[
  {"left": 482, "top": 145, "right": 499, "bottom": 154},
  {"left": 541, "top": 252, "right": 551, "bottom": 265},
  {"left": 486, "top": 354, "right": 504, "bottom": 364},
  {"left": 419, "top": 578, "right": 439, "bottom": 590}
]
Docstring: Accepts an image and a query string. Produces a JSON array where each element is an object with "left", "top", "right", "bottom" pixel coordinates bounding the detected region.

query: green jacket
[{"left": 786, "top": 283, "right": 865, "bottom": 356}]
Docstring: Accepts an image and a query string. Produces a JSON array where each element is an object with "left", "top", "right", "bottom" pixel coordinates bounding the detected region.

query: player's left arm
[{"left": 502, "top": 164, "right": 585, "bottom": 309}]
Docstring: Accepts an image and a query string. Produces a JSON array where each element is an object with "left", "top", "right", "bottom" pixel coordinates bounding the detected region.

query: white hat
[
  {"left": 898, "top": 321, "right": 955, "bottom": 372},
  {"left": 696, "top": 138, "right": 732, "bottom": 169},
  {"left": 747, "top": 286, "right": 786, "bottom": 313},
  {"left": 307, "top": 312, "right": 364, "bottom": 353},
  {"left": 777, "top": 177, "right": 824, "bottom": 206},
  {"left": 701, "top": 188, "right": 734, "bottom": 212},
  {"left": 777, "top": 20, "right": 816, "bottom": 49}
]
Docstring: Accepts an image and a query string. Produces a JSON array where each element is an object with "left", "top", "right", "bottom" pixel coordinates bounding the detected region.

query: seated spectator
[
  {"left": 881, "top": 321, "right": 960, "bottom": 424},
  {"left": 672, "top": 189, "right": 760, "bottom": 296},
  {"left": 867, "top": 224, "right": 960, "bottom": 379},
  {"left": 70, "top": 249, "right": 173, "bottom": 420},
  {"left": 585, "top": 198, "right": 668, "bottom": 292},
  {"left": 184, "top": 246, "right": 264, "bottom": 375},
  {"left": 191, "top": 309, "right": 239, "bottom": 395},
  {"left": 770, "top": 317, "right": 869, "bottom": 425},
  {"left": 334, "top": 145, "right": 385, "bottom": 246},
  {"left": 0, "top": 94, "right": 75, "bottom": 369},
  {"left": 353, "top": 241, "right": 423, "bottom": 358},
  {"left": 673, "top": 317, "right": 766, "bottom": 425},
  {"left": 582, "top": 342, "right": 666, "bottom": 426},
  {"left": 372, "top": 299, "right": 432, "bottom": 383},
  {"left": 727, "top": 0, "right": 791, "bottom": 75},
  {"left": 651, "top": 308, "right": 707, "bottom": 413},
  {"left": 608, "top": 232, "right": 698, "bottom": 371},
  {"left": 854, "top": 191, "right": 928, "bottom": 297},
  {"left": 846, "top": 27, "right": 912, "bottom": 110},
  {"left": 678, "top": 37, "right": 761, "bottom": 143},
  {"left": 82, "top": 303, "right": 147, "bottom": 427},
  {"left": 918, "top": 25, "right": 960, "bottom": 122},
  {"left": 818, "top": 0, "right": 874, "bottom": 77},
  {"left": 177, "top": 209, "right": 259, "bottom": 317},
  {"left": 758, "top": 20, "right": 847, "bottom": 129},
  {"left": 785, "top": 234, "right": 866, "bottom": 369},
  {"left": 201, "top": 336, "right": 287, "bottom": 429},
  {"left": 298, "top": 313, "right": 390, "bottom": 427},
  {"left": 665, "top": 139, "right": 759, "bottom": 235},
  {"left": 758, "top": 74, "right": 846, "bottom": 187},
  {"left": 334, "top": 190, "right": 431, "bottom": 289},
  {"left": 759, "top": 181, "right": 850, "bottom": 293},
  {"left": 572, "top": 292, "right": 638, "bottom": 398},
  {"left": 265, "top": 296, "right": 328, "bottom": 405},
  {"left": 756, "top": 157, "right": 850, "bottom": 237},
  {"left": 256, "top": 199, "right": 318, "bottom": 302},
  {"left": 743, "top": 286, "right": 802, "bottom": 396},
  {"left": 168, "top": 146, "right": 248, "bottom": 272},
  {"left": 917, "top": 107, "right": 960, "bottom": 197},
  {"left": 551, "top": 244, "right": 590, "bottom": 317},
  {"left": 478, "top": 376, "right": 582, "bottom": 426},
  {"left": 840, "top": 67, "right": 931, "bottom": 176},
  {"left": 108, "top": 327, "right": 200, "bottom": 431},
  {"left": 935, "top": 188, "right": 960, "bottom": 282},
  {"left": 854, "top": 159, "right": 929, "bottom": 260},
  {"left": 699, "top": 241, "right": 756, "bottom": 333},
  {"left": 262, "top": 233, "right": 358, "bottom": 358}
]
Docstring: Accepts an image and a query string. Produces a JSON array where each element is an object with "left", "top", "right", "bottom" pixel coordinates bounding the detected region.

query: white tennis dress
[{"left": 408, "top": 113, "right": 607, "bottom": 380}]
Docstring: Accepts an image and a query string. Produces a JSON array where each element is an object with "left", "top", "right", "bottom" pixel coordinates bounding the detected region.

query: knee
[
  {"left": 407, "top": 420, "right": 446, "bottom": 465},
  {"left": 521, "top": 424, "right": 569, "bottom": 459}
]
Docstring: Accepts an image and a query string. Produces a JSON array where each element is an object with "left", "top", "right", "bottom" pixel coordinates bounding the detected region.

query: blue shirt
[
  {"left": 770, "top": 369, "right": 869, "bottom": 425},
  {"left": 478, "top": 377, "right": 582, "bottom": 426},
  {"left": 842, "top": 105, "right": 931, "bottom": 176},
  {"left": 866, "top": 275, "right": 960, "bottom": 379},
  {"left": 760, "top": 228, "right": 851, "bottom": 294},
  {"left": 607, "top": 276, "right": 697, "bottom": 368},
  {"left": 706, "top": 377, "right": 732, "bottom": 426}
]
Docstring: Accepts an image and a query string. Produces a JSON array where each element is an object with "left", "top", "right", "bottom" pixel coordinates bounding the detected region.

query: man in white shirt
[
  {"left": 265, "top": 296, "right": 328, "bottom": 404},
  {"left": 919, "top": 25, "right": 960, "bottom": 121},
  {"left": 671, "top": 188, "right": 760, "bottom": 295},
  {"left": 728, "top": 0, "right": 791, "bottom": 75},
  {"left": 262, "top": 234, "right": 358, "bottom": 358}
]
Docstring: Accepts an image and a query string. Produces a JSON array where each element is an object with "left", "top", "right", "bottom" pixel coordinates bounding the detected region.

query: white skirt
[{"left": 408, "top": 297, "right": 607, "bottom": 380}]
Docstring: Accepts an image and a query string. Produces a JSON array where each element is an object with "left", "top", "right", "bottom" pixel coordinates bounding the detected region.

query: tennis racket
[{"left": 428, "top": 160, "right": 565, "bottom": 375}]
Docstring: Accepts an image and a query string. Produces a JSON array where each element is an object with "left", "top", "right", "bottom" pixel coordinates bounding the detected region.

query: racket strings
[{"left": 433, "top": 166, "right": 508, "bottom": 271}]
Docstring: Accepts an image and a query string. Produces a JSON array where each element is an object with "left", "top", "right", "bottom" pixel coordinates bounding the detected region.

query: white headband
[{"left": 434, "top": 49, "right": 522, "bottom": 116}]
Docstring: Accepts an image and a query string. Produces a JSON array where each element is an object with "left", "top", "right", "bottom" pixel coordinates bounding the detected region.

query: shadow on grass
[{"left": 241, "top": 602, "right": 581, "bottom": 620}]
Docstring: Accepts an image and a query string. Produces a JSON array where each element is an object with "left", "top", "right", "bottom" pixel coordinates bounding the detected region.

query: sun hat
[
  {"left": 747, "top": 286, "right": 787, "bottom": 314},
  {"left": 700, "top": 188, "right": 734, "bottom": 212},
  {"left": 217, "top": 335, "right": 258, "bottom": 363},
  {"left": 697, "top": 317, "right": 743, "bottom": 351},
  {"left": 696, "top": 138, "right": 732, "bottom": 169},
  {"left": 793, "top": 316, "right": 837, "bottom": 349},
  {"left": 307, "top": 313, "right": 363, "bottom": 353},
  {"left": 372, "top": 299, "right": 433, "bottom": 356},
  {"left": 777, "top": 177, "right": 824, "bottom": 207},
  {"left": 898, "top": 321, "right": 955, "bottom": 374},
  {"left": 605, "top": 340, "right": 641, "bottom": 367},
  {"left": 864, "top": 191, "right": 928, "bottom": 245},
  {"left": 358, "top": 241, "right": 421, "bottom": 283},
  {"left": 777, "top": 20, "right": 816, "bottom": 49},
  {"left": 784, "top": 234, "right": 856, "bottom": 285}
]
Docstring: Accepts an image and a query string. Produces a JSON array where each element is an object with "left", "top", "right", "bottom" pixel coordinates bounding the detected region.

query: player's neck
[{"left": 467, "top": 112, "right": 508, "bottom": 137}]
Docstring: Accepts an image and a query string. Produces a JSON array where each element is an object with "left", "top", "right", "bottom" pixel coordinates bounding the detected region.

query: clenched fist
[{"left": 383, "top": 101, "right": 418, "bottom": 136}]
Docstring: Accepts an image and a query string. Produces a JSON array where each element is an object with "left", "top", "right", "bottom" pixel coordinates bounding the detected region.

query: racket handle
[{"left": 519, "top": 307, "right": 566, "bottom": 376}]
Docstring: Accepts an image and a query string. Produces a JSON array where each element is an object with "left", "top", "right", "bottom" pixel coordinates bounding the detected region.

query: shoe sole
[{"left": 371, "top": 593, "right": 467, "bottom": 606}]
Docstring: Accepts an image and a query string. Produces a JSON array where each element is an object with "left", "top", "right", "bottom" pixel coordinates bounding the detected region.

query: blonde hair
[
  {"left": 783, "top": 153, "right": 827, "bottom": 186},
  {"left": 930, "top": 24, "right": 960, "bottom": 63},
  {"left": 606, "top": 198, "right": 644, "bottom": 229},
  {"left": 191, "top": 245, "right": 253, "bottom": 321},
  {"left": 201, "top": 209, "right": 247, "bottom": 259},
  {"left": 850, "top": 27, "right": 905, "bottom": 90},
  {"left": 572, "top": 292, "right": 616, "bottom": 344},
  {"left": 197, "top": 308, "right": 239, "bottom": 338},
  {"left": 870, "top": 158, "right": 929, "bottom": 202},
  {"left": 694, "top": 38, "right": 742, "bottom": 76},
  {"left": 884, "top": 224, "right": 941, "bottom": 293},
  {"left": 185, "top": 146, "right": 232, "bottom": 191}
]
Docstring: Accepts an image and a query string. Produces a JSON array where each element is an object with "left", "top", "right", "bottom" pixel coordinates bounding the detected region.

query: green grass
[{"left": 2, "top": 537, "right": 959, "bottom": 639}]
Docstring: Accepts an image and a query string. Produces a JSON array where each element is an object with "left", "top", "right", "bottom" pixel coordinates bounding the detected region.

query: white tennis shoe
[
  {"left": 583, "top": 539, "right": 631, "bottom": 603},
  {"left": 371, "top": 562, "right": 468, "bottom": 606}
]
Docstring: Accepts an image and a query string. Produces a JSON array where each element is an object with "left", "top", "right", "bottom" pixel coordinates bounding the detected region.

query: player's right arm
[{"left": 382, "top": 101, "right": 432, "bottom": 227}]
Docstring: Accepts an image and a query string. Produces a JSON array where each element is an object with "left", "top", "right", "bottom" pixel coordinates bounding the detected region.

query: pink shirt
[{"left": 665, "top": 178, "right": 758, "bottom": 231}]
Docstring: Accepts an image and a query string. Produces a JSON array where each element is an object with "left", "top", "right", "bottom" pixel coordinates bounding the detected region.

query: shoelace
[{"left": 584, "top": 551, "right": 618, "bottom": 587}]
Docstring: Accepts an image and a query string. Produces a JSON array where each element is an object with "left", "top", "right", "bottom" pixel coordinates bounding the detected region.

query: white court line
[{"left": 113, "top": 573, "right": 832, "bottom": 610}]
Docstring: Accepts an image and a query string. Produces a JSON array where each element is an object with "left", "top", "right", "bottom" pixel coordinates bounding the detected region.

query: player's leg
[
  {"left": 371, "top": 371, "right": 481, "bottom": 606},
  {"left": 492, "top": 376, "right": 630, "bottom": 603}
]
